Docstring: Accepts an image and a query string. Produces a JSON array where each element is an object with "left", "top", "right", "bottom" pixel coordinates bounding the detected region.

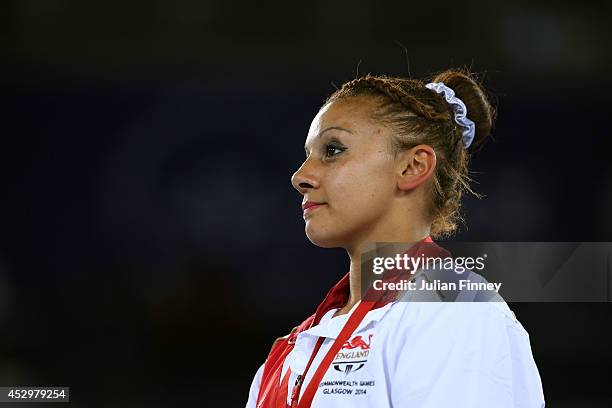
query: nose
[{"left": 291, "top": 159, "right": 319, "bottom": 195}]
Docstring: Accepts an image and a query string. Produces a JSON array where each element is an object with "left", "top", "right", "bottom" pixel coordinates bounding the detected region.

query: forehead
[
  {"left": 306, "top": 97, "right": 383, "bottom": 144},
  {"left": 312, "top": 97, "right": 376, "bottom": 130}
]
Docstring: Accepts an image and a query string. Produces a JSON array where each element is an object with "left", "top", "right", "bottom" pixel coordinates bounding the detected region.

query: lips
[{"left": 302, "top": 201, "right": 326, "bottom": 215}]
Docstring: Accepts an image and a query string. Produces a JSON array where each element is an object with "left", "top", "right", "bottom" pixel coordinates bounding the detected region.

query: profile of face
[{"left": 291, "top": 96, "right": 422, "bottom": 249}]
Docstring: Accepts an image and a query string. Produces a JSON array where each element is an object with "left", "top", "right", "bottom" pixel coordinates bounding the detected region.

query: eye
[{"left": 325, "top": 143, "right": 345, "bottom": 158}]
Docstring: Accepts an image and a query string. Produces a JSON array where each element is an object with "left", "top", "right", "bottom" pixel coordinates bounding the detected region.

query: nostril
[{"left": 299, "top": 182, "right": 314, "bottom": 189}]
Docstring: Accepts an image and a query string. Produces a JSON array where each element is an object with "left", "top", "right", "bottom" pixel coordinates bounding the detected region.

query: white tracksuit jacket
[{"left": 246, "top": 272, "right": 545, "bottom": 407}]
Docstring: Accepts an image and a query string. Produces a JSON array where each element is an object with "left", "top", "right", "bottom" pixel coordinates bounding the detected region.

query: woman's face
[{"left": 291, "top": 96, "right": 401, "bottom": 249}]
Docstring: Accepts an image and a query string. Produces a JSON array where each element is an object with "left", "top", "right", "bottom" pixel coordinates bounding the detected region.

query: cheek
[
  {"left": 327, "top": 157, "right": 395, "bottom": 216},
  {"left": 303, "top": 156, "right": 394, "bottom": 247}
]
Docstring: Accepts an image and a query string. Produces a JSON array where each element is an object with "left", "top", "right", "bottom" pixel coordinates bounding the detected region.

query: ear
[{"left": 396, "top": 144, "right": 436, "bottom": 191}]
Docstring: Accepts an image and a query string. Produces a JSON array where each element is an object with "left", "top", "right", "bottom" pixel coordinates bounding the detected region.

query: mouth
[{"left": 302, "top": 202, "right": 326, "bottom": 217}]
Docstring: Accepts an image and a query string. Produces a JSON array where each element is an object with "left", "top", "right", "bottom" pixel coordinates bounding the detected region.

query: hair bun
[{"left": 431, "top": 69, "right": 496, "bottom": 151}]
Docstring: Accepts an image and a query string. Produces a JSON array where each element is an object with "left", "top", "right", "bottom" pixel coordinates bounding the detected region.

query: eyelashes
[
  {"left": 304, "top": 138, "right": 347, "bottom": 159},
  {"left": 324, "top": 140, "right": 346, "bottom": 158},
  {"left": 325, "top": 144, "right": 345, "bottom": 157}
]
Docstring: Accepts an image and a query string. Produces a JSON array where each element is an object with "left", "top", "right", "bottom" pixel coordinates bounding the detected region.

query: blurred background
[{"left": 1, "top": 0, "right": 611, "bottom": 406}]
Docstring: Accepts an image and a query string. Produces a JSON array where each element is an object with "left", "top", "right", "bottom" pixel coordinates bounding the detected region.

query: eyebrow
[{"left": 304, "top": 126, "right": 353, "bottom": 152}]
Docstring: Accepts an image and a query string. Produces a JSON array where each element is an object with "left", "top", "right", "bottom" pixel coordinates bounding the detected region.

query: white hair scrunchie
[{"left": 425, "top": 82, "right": 476, "bottom": 149}]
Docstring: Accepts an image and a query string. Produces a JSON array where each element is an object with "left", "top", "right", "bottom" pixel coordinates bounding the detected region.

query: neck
[{"left": 338, "top": 226, "right": 431, "bottom": 316}]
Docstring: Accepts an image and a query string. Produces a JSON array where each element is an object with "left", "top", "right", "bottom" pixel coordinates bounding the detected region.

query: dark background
[{"left": 1, "top": 0, "right": 611, "bottom": 406}]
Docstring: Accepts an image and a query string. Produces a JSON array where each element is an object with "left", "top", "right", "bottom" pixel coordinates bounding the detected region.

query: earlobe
[{"left": 397, "top": 145, "right": 436, "bottom": 191}]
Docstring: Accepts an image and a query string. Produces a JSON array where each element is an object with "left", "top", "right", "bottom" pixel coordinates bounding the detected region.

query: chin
[{"left": 305, "top": 222, "right": 348, "bottom": 249}]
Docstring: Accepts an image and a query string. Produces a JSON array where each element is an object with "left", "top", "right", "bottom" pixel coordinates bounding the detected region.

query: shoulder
[
  {"left": 387, "top": 299, "right": 518, "bottom": 334},
  {"left": 390, "top": 265, "right": 519, "bottom": 325},
  {"left": 379, "top": 271, "right": 544, "bottom": 406},
  {"left": 381, "top": 292, "right": 530, "bottom": 353},
  {"left": 382, "top": 299, "right": 534, "bottom": 375},
  {"left": 384, "top": 301, "right": 545, "bottom": 407}
]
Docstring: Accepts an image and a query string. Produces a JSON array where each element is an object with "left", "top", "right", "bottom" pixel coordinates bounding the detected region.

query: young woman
[{"left": 245, "top": 69, "right": 545, "bottom": 407}]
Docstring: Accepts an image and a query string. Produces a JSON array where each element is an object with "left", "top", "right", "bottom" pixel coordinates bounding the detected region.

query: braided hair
[{"left": 322, "top": 67, "right": 496, "bottom": 238}]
